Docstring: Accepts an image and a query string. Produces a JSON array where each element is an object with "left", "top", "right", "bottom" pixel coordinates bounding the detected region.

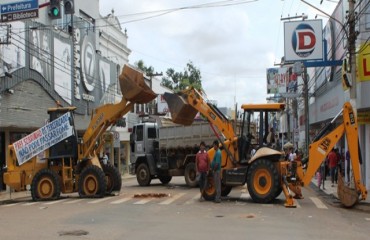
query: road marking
[
  {"left": 240, "top": 193, "right": 250, "bottom": 199},
  {"left": 133, "top": 199, "right": 152, "bottom": 205},
  {"left": 110, "top": 197, "right": 131, "bottom": 204},
  {"left": 184, "top": 194, "right": 200, "bottom": 205},
  {"left": 43, "top": 199, "right": 69, "bottom": 205},
  {"left": 365, "top": 218, "right": 370, "bottom": 221},
  {"left": 310, "top": 197, "right": 328, "bottom": 209},
  {"left": 159, "top": 193, "right": 186, "bottom": 205},
  {"left": 88, "top": 198, "right": 112, "bottom": 204},
  {"left": 23, "top": 202, "right": 38, "bottom": 206},
  {"left": 2, "top": 203, "right": 18, "bottom": 207},
  {"left": 295, "top": 200, "right": 301, "bottom": 208},
  {"left": 63, "top": 199, "right": 84, "bottom": 204}
]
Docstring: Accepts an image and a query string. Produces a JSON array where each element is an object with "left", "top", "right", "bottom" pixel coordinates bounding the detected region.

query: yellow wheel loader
[
  {"left": 3, "top": 65, "right": 156, "bottom": 201},
  {"left": 164, "top": 87, "right": 367, "bottom": 208}
]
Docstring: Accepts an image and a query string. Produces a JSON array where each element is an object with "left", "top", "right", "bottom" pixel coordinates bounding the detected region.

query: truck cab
[{"left": 129, "top": 122, "right": 160, "bottom": 186}]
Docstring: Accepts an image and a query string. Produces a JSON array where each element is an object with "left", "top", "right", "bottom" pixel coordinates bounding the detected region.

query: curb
[{"left": 309, "top": 181, "right": 370, "bottom": 213}]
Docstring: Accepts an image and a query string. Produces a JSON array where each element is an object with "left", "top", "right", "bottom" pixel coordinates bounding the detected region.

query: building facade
[{"left": 0, "top": 0, "right": 135, "bottom": 188}]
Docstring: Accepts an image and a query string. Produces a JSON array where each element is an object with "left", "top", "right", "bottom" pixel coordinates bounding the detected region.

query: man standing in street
[
  {"left": 328, "top": 148, "right": 338, "bottom": 187},
  {"left": 211, "top": 140, "right": 222, "bottom": 203},
  {"left": 196, "top": 141, "right": 210, "bottom": 201}
]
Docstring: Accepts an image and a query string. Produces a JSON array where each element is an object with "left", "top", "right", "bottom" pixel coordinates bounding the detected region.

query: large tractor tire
[
  {"left": 184, "top": 162, "right": 197, "bottom": 188},
  {"left": 136, "top": 163, "right": 151, "bottom": 186},
  {"left": 247, "top": 159, "right": 280, "bottom": 203},
  {"left": 31, "top": 168, "right": 61, "bottom": 201},
  {"left": 221, "top": 184, "right": 233, "bottom": 197},
  {"left": 202, "top": 173, "right": 216, "bottom": 201},
  {"left": 78, "top": 165, "right": 106, "bottom": 198},
  {"left": 102, "top": 164, "right": 122, "bottom": 194},
  {"left": 159, "top": 176, "right": 172, "bottom": 185}
]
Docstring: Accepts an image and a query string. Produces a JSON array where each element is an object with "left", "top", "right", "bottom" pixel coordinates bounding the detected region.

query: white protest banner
[{"left": 13, "top": 112, "right": 74, "bottom": 165}]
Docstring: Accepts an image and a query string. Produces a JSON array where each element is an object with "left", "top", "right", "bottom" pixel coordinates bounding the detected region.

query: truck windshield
[{"left": 147, "top": 127, "right": 156, "bottom": 139}]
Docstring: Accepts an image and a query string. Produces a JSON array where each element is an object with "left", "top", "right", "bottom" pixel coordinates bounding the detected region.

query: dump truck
[
  {"left": 164, "top": 87, "right": 367, "bottom": 208},
  {"left": 2, "top": 65, "right": 156, "bottom": 200},
  {"left": 129, "top": 117, "right": 216, "bottom": 187}
]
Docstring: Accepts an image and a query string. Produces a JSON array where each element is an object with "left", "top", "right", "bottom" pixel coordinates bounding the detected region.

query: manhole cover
[{"left": 58, "top": 230, "right": 89, "bottom": 236}]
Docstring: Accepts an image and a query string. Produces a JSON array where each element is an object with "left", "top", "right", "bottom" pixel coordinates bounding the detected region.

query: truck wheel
[
  {"left": 103, "top": 164, "right": 122, "bottom": 194},
  {"left": 202, "top": 174, "right": 216, "bottom": 201},
  {"left": 78, "top": 165, "right": 106, "bottom": 198},
  {"left": 221, "top": 184, "right": 232, "bottom": 197},
  {"left": 247, "top": 159, "right": 280, "bottom": 203},
  {"left": 184, "top": 162, "right": 197, "bottom": 187},
  {"left": 159, "top": 176, "right": 172, "bottom": 185},
  {"left": 31, "top": 169, "right": 61, "bottom": 201},
  {"left": 137, "top": 163, "right": 151, "bottom": 186}
]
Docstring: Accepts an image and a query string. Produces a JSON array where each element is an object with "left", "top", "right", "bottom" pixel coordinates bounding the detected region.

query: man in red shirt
[
  {"left": 195, "top": 141, "right": 210, "bottom": 201},
  {"left": 327, "top": 148, "right": 338, "bottom": 187}
]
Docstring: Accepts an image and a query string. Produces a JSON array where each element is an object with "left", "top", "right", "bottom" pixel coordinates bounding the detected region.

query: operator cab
[
  {"left": 47, "top": 107, "right": 78, "bottom": 161},
  {"left": 238, "top": 103, "right": 285, "bottom": 163}
]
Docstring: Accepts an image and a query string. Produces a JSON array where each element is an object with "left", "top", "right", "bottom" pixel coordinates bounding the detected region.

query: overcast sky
[{"left": 99, "top": 0, "right": 337, "bottom": 108}]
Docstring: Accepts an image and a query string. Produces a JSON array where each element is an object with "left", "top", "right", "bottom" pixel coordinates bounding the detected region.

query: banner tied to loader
[{"left": 13, "top": 112, "right": 74, "bottom": 165}]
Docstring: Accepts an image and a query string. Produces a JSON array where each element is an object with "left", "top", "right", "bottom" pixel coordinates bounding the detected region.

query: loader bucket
[
  {"left": 119, "top": 65, "right": 157, "bottom": 104},
  {"left": 337, "top": 172, "right": 359, "bottom": 207},
  {"left": 163, "top": 92, "right": 198, "bottom": 126}
]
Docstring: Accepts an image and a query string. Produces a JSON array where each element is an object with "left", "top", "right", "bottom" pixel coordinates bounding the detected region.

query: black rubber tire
[
  {"left": 247, "top": 159, "right": 280, "bottom": 203},
  {"left": 221, "top": 184, "right": 233, "bottom": 197},
  {"left": 159, "top": 176, "right": 172, "bottom": 185},
  {"left": 274, "top": 187, "right": 283, "bottom": 198},
  {"left": 202, "top": 173, "right": 216, "bottom": 201},
  {"left": 184, "top": 162, "right": 197, "bottom": 188},
  {"left": 78, "top": 165, "right": 107, "bottom": 198},
  {"left": 136, "top": 163, "right": 151, "bottom": 186},
  {"left": 102, "top": 164, "right": 122, "bottom": 194},
  {"left": 31, "top": 168, "right": 61, "bottom": 201}
]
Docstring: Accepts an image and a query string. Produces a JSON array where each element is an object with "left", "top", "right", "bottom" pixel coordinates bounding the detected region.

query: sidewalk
[{"left": 310, "top": 175, "right": 370, "bottom": 212}]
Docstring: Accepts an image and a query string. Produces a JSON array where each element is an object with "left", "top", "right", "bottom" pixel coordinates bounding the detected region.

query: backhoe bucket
[
  {"left": 119, "top": 65, "right": 157, "bottom": 104},
  {"left": 337, "top": 172, "right": 359, "bottom": 207},
  {"left": 163, "top": 92, "right": 198, "bottom": 126}
]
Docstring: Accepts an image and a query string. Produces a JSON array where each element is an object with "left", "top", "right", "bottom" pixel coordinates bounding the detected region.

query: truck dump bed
[{"left": 158, "top": 119, "right": 214, "bottom": 149}]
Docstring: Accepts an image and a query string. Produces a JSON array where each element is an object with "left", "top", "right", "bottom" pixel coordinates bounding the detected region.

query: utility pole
[
  {"left": 303, "top": 67, "right": 309, "bottom": 155},
  {"left": 348, "top": 0, "right": 357, "bottom": 103},
  {"left": 146, "top": 72, "right": 162, "bottom": 114}
]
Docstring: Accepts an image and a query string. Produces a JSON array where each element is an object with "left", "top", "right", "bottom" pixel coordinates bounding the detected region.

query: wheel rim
[
  {"left": 204, "top": 176, "right": 216, "bottom": 196},
  {"left": 253, "top": 169, "right": 272, "bottom": 195},
  {"left": 138, "top": 168, "right": 147, "bottom": 181},
  {"left": 83, "top": 174, "right": 98, "bottom": 195},
  {"left": 189, "top": 169, "right": 196, "bottom": 181},
  {"left": 37, "top": 177, "right": 54, "bottom": 199}
]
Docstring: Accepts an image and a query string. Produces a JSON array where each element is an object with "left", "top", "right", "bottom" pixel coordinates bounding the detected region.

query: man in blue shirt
[{"left": 211, "top": 140, "right": 222, "bottom": 203}]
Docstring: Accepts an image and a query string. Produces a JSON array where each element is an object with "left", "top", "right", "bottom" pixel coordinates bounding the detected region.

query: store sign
[
  {"left": 284, "top": 20, "right": 323, "bottom": 61},
  {"left": 357, "top": 42, "right": 370, "bottom": 82},
  {"left": 12, "top": 112, "right": 73, "bottom": 165},
  {"left": 358, "top": 111, "right": 370, "bottom": 125}
]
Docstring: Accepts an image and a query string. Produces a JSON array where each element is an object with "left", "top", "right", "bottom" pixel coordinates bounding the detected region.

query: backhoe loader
[
  {"left": 3, "top": 65, "right": 156, "bottom": 201},
  {"left": 164, "top": 87, "right": 367, "bottom": 207}
]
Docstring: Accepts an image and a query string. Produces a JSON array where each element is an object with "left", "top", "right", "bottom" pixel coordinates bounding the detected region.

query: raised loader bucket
[
  {"left": 337, "top": 172, "right": 359, "bottom": 207},
  {"left": 119, "top": 65, "right": 157, "bottom": 104},
  {"left": 163, "top": 92, "right": 198, "bottom": 126}
]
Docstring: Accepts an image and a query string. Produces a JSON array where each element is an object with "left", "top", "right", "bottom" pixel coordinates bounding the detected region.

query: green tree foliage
[
  {"left": 161, "top": 61, "right": 202, "bottom": 92},
  {"left": 134, "top": 60, "right": 203, "bottom": 92},
  {"left": 134, "top": 60, "right": 154, "bottom": 76}
]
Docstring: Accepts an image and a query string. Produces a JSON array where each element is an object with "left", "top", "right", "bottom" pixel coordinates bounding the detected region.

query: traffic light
[
  {"left": 64, "top": 0, "right": 75, "bottom": 15},
  {"left": 49, "top": 0, "right": 61, "bottom": 19}
]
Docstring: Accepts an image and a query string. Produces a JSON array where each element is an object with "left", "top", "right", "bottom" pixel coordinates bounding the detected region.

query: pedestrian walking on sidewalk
[
  {"left": 196, "top": 141, "right": 210, "bottom": 201},
  {"left": 211, "top": 140, "right": 221, "bottom": 203}
]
